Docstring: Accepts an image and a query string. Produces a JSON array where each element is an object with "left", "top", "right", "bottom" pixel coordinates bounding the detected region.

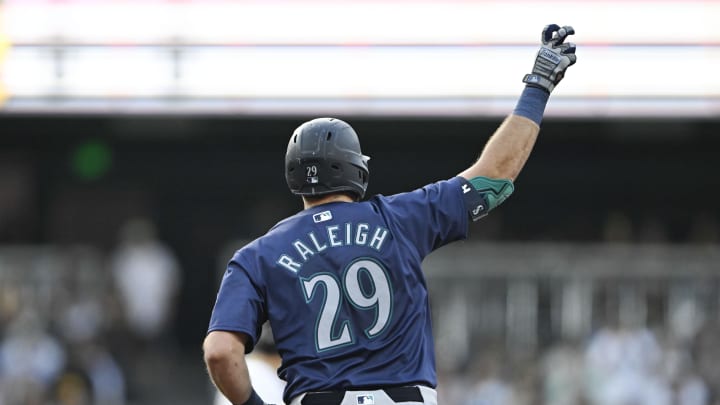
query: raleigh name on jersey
[{"left": 276, "top": 221, "right": 390, "bottom": 273}]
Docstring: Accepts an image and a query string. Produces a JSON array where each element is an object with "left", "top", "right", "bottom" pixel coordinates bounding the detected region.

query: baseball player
[{"left": 204, "top": 24, "right": 577, "bottom": 405}]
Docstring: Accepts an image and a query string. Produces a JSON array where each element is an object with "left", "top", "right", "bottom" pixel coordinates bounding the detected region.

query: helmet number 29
[{"left": 300, "top": 258, "right": 393, "bottom": 352}]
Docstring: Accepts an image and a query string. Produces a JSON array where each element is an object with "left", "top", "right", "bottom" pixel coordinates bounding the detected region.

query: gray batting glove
[{"left": 523, "top": 24, "right": 577, "bottom": 93}]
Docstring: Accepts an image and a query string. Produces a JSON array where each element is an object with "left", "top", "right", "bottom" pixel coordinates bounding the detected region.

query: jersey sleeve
[
  {"left": 375, "top": 176, "right": 482, "bottom": 257},
  {"left": 207, "top": 251, "right": 266, "bottom": 352}
]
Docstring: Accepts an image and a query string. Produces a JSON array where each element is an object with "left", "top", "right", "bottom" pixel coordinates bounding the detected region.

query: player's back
[{"left": 231, "top": 178, "right": 470, "bottom": 402}]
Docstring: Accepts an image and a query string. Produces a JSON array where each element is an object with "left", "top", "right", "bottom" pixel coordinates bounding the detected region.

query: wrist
[
  {"left": 512, "top": 86, "right": 550, "bottom": 126},
  {"left": 238, "top": 389, "right": 264, "bottom": 405},
  {"left": 522, "top": 73, "right": 555, "bottom": 93}
]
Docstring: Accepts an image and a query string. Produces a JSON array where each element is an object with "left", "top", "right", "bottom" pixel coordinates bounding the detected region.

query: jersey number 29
[{"left": 301, "top": 258, "right": 393, "bottom": 351}]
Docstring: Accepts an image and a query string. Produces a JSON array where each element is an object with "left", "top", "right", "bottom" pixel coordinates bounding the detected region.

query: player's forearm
[
  {"left": 460, "top": 84, "right": 550, "bottom": 181},
  {"left": 204, "top": 331, "right": 255, "bottom": 404},
  {"left": 206, "top": 359, "right": 253, "bottom": 404},
  {"left": 459, "top": 111, "right": 541, "bottom": 182}
]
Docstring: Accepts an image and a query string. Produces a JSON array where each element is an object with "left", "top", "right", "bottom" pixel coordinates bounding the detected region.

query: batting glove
[{"left": 523, "top": 24, "right": 577, "bottom": 93}]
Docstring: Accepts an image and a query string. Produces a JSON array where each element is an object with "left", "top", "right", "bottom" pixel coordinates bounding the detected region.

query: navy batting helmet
[{"left": 285, "top": 118, "right": 370, "bottom": 199}]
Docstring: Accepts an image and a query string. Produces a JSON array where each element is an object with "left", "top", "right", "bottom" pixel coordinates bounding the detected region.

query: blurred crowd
[
  {"left": 0, "top": 218, "right": 181, "bottom": 405},
  {"left": 437, "top": 320, "right": 720, "bottom": 405}
]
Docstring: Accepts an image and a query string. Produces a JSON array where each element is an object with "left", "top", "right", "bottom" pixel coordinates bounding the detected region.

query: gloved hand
[{"left": 523, "top": 24, "right": 577, "bottom": 93}]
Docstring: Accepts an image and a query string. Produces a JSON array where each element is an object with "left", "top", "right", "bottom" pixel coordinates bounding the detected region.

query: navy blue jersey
[{"left": 208, "top": 176, "right": 479, "bottom": 403}]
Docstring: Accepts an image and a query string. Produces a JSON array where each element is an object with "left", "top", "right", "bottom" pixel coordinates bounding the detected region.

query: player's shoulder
[
  {"left": 231, "top": 209, "right": 322, "bottom": 258},
  {"left": 228, "top": 216, "right": 297, "bottom": 262},
  {"left": 266, "top": 209, "right": 306, "bottom": 234},
  {"left": 371, "top": 176, "right": 467, "bottom": 204}
]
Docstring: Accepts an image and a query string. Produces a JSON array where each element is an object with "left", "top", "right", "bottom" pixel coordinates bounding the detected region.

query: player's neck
[{"left": 303, "top": 194, "right": 354, "bottom": 209}]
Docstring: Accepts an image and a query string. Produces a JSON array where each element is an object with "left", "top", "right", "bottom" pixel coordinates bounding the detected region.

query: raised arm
[
  {"left": 460, "top": 24, "right": 577, "bottom": 182},
  {"left": 458, "top": 113, "right": 541, "bottom": 181}
]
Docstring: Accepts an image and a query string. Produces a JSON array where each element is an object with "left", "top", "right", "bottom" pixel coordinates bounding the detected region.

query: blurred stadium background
[{"left": 1, "top": 0, "right": 719, "bottom": 404}]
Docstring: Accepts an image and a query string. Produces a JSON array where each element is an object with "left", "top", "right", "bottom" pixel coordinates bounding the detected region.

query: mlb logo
[
  {"left": 307, "top": 176, "right": 319, "bottom": 184},
  {"left": 313, "top": 210, "right": 333, "bottom": 223},
  {"left": 356, "top": 394, "right": 374, "bottom": 404}
]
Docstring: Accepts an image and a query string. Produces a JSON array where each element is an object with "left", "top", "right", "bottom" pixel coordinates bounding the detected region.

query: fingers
[
  {"left": 557, "top": 26, "right": 575, "bottom": 43},
  {"left": 542, "top": 24, "right": 575, "bottom": 46},
  {"left": 541, "top": 24, "right": 561, "bottom": 45},
  {"left": 559, "top": 42, "right": 577, "bottom": 65},
  {"left": 559, "top": 43, "right": 576, "bottom": 55},
  {"left": 565, "top": 53, "right": 577, "bottom": 66}
]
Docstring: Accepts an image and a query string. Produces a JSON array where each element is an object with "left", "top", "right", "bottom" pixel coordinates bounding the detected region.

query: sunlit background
[
  {"left": 2, "top": 0, "right": 719, "bottom": 117},
  {"left": 1, "top": 0, "right": 719, "bottom": 404}
]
